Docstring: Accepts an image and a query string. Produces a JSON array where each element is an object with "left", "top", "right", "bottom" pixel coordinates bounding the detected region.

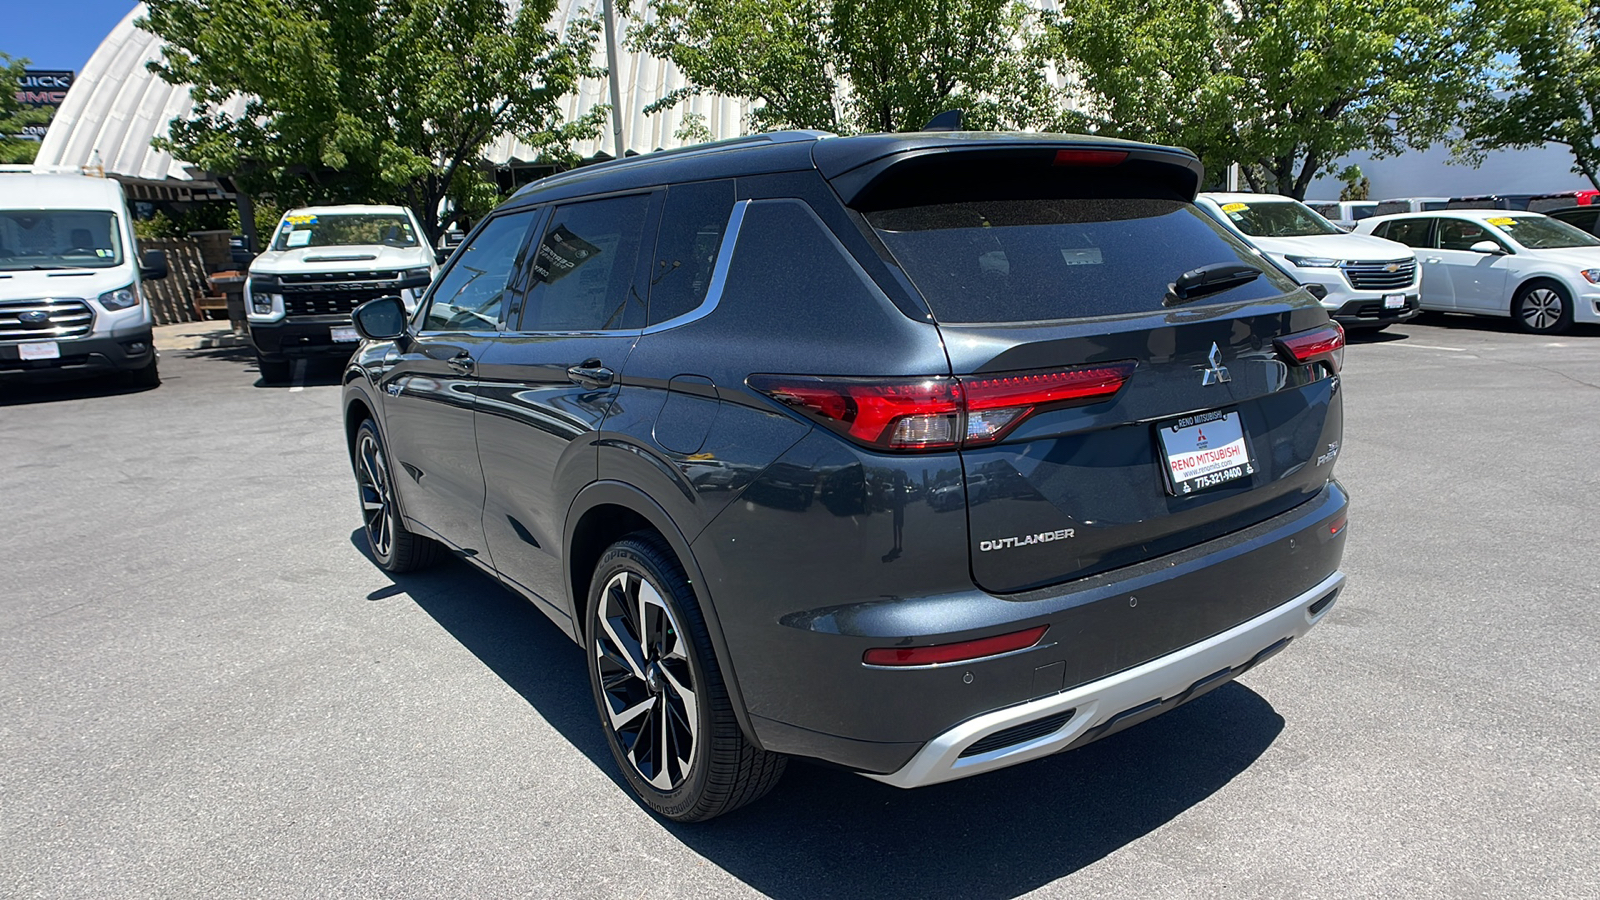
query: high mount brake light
[
  {"left": 748, "top": 362, "right": 1136, "bottom": 453},
  {"left": 1054, "top": 149, "right": 1129, "bottom": 167},
  {"left": 1276, "top": 322, "right": 1345, "bottom": 373},
  {"left": 863, "top": 625, "right": 1049, "bottom": 667}
]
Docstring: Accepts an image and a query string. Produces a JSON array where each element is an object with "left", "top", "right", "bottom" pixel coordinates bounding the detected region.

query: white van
[
  {"left": 1197, "top": 192, "right": 1421, "bottom": 331},
  {"left": 0, "top": 166, "right": 168, "bottom": 386},
  {"left": 244, "top": 205, "right": 436, "bottom": 383}
]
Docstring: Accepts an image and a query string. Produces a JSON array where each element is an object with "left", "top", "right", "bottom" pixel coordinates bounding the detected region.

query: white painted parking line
[
  {"left": 1381, "top": 342, "right": 1466, "bottom": 352},
  {"left": 289, "top": 359, "right": 307, "bottom": 392}
]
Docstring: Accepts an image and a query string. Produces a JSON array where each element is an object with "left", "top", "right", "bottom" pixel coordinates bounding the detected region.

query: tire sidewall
[{"left": 584, "top": 540, "right": 717, "bottom": 819}]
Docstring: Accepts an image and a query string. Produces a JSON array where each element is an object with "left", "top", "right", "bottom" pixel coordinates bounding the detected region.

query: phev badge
[{"left": 1201, "top": 342, "right": 1231, "bottom": 386}]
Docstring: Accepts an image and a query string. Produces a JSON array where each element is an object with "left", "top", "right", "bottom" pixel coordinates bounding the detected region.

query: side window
[
  {"left": 1382, "top": 218, "right": 1434, "bottom": 248},
  {"left": 520, "top": 194, "right": 651, "bottom": 332},
  {"left": 647, "top": 179, "right": 737, "bottom": 325},
  {"left": 422, "top": 210, "right": 539, "bottom": 332},
  {"left": 1436, "top": 219, "right": 1504, "bottom": 252}
]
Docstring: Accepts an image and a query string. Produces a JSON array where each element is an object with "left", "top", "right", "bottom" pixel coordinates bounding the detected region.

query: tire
[
  {"left": 123, "top": 355, "right": 160, "bottom": 388},
  {"left": 585, "top": 533, "right": 785, "bottom": 822},
  {"left": 1513, "top": 281, "right": 1573, "bottom": 335},
  {"left": 351, "top": 419, "right": 442, "bottom": 573},
  {"left": 258, "top": 357, "right": 292, "bottom": 384}
]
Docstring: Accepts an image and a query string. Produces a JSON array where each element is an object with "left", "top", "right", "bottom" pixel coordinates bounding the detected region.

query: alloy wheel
[
  {"left": 1520, "top": 288, "right": 1564, "bottom": 331},
  {"left": 356, "top": 432, "right": 394, "bottom": 559},
  {"left": 593, "top": 570, "right": 699, "bottom": 791}
]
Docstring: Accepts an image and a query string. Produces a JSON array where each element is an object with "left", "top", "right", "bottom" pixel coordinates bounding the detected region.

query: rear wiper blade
[{"left": 1165, "top": 263, "right": 1262, "bottom": 306}]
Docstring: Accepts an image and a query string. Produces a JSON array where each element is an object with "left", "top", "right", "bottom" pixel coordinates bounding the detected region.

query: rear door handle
[
  {"left": 567, "top": 358, "right": 614, "bottom": 388},
  {"left": 446, "top": 351, "right": 474, "bottom": 374},
  {"left": 1424, "top": 257, "right": 1441, "bottom": 264}
]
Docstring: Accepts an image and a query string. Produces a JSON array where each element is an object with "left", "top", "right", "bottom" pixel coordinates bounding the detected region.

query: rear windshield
[
  {"left": 0, "top": 209, "right": 124, "bottom": 270},
  {"left": 867, "top": 199, "right": 1297, "bottom": 324}
]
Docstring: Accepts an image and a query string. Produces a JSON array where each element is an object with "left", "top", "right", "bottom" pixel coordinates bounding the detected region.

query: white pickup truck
[{"left": 244, "top": 205, "right": 437, "bottom": 383}]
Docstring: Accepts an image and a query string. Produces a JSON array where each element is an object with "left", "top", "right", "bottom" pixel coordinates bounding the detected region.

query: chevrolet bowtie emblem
[
  {"left": 1202, "top": 342, "right": 1231, "bottom": 386},
  {"left": 1385, "top": 262, "right": 1400, "bottom": 273}
]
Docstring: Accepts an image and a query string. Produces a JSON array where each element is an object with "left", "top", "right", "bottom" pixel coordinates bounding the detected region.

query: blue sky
[{"left": 4, "top": 1, "right": 138, "bottom": 72}]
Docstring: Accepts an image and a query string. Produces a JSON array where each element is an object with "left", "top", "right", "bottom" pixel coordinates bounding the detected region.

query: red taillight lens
[
  {"left": 864, "top": 625, "right": 1049, "bottom": 667},
  {"left": 1276, "top": 322, "right": 1345, "bottom": 373},
  {"left": 747, "top": 375, "right": 963, "bottom": 450},
  {"left": 961, "top": 362, "right": 1137, "bottom": 445},
  {"left": 748, "top": 362, "right": 1135, "bottom": 452},
  {"left": 1054, "top": 149, "right": 1129, "bottom": 167}
]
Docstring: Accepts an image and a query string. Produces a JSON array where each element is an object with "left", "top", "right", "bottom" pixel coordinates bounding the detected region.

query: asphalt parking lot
[{"left": 2, "top": 314, "right": 1597, "bottom": 898}]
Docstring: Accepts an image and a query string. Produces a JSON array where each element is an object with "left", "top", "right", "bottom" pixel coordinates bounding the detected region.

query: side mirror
[
  {"left": 1469, "top": 240, "right": 1507, "bottom": 255},
  {"left": 352, "top": 295, "right": 409, "bottom": 341},
  {"left": 435, "top": 249, "right": 452, "bottom": 265},
  {"left": 140, "top": 249, "right": 169, "bottom": 280}
]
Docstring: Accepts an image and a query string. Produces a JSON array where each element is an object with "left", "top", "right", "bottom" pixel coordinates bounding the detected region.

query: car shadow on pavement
[
  {"left": 1400, "top": 311, "right": 1600, "bottom": 337},
  {"left": 0, "top": 374, "right": 157, "bottom": 406},
  {"left": 171, "top": 343, "right": 347, "bottom": 388},
  {"left": 352, "top": 531, "right": 1286, "bottom": 899}
]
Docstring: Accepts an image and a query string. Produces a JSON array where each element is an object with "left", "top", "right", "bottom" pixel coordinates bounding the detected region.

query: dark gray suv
[{"left": 342, "top": 131, "right": 1350, "bottom": 821}]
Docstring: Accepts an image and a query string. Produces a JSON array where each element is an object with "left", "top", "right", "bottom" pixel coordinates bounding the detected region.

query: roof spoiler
[{"left": 813, "top": 137, "right": 1205, "bottom": 208}]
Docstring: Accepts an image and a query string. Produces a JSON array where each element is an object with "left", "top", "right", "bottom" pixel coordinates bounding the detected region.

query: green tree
[
  {"left": 140, "top": 0, "right": 603, "bottom": 240},
  {"left": 632, "top": 0, "right": 1057, "bottom": 134},
  {"left": 1, "top": 52, "right": 52, "bottom": 164},
  {"left": 1049, "top": 0, "right": 1495, "bottom": 198},
  {"left": 1462, "top": 0, "right": 1600, "bottom": 189}
]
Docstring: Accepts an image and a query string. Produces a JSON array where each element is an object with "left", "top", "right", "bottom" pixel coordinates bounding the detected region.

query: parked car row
[
  {"left": 1198, "top": 191, "right": 1600, "bottom": 334},
  {"left": 1305, "top": 190, "right": 1600, "bottom": 230}
]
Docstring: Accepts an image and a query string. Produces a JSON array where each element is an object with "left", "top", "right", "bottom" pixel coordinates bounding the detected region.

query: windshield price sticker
[
  {"left": 1486, "top": 216, "right": 1515, "bottom": 226},
  {"left": 1157, "top": 409, "right": 1253, "bottom": 495},
  {"left": 1220, "top": 202, "right": 1249, "bottom": 213}
]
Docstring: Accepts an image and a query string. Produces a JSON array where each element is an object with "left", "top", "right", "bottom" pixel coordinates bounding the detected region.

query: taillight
[
  {"left": 1275, "top": 322, "right": 1345, "bottom": 373},
  {"left": 863, "top": 625, "right": 1049, "bottom": 667},
  {"left": 748, "top": 362, "right": 1135, "bottom": 453}
]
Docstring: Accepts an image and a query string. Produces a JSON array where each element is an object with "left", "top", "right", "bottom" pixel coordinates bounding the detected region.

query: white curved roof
[{"left": 36, "top": 2, "right": 753, "bottom": 181}]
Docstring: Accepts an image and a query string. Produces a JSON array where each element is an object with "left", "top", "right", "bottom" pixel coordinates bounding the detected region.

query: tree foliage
[
  {"left": 1048, "top": 0, "right": 1494, "bottom": 198},
  {"left": 632, "top": 0, "right": 1057, "bottom": 135},
  {"left": 1463, "top": 0, "right": 1600, "bottom": 189},
  {"left": 1, "top": 52, "right": 51, "bottom": 164},
  {"left": 140, "top": 0, "right": 603, "bottom": 239}
]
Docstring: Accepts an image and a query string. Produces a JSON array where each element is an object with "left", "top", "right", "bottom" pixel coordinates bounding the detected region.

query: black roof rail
[{"left": 512, "top": 130, "right": 835, "bottom": 198}]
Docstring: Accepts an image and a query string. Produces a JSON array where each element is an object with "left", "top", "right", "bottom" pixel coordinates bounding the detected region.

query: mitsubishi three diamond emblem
[{"left": 1201, "top": 341, "right": 1231, "bottom": 386}]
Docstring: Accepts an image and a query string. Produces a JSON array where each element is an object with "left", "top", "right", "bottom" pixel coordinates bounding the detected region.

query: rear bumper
[
  {"left": 0, "top": 326, "right": 155, "bottom": 382},
  {"left": 709, "top": 476, "right": 1349, "bottom": 774},
  {"left": 249, "top": 316, "right": 360, "bottom": 361},
  {"left": 868, "top": 570, "right": 1343, "bottom": 788}
]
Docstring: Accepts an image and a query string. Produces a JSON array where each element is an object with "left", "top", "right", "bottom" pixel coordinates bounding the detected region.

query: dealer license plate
[
  {"left": 1384, "top": 293, "right": 1406, "bottom": 309},
  {"left": 330, "top": 325, "right": 360, "bottom": 343},
  {"left": 1157, "top": 409, "right": 1254, "bottom": 495},
  {"left": 19, "top": 341, "right": 60, "bottom": 360}
]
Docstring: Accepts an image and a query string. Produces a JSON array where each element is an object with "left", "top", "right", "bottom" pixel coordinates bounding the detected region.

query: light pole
[{"left": 602, "top": 0, "right": 626, "bottom": 157}]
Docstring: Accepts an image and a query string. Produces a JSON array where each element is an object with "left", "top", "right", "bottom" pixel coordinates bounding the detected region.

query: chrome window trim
[{"left": 640, "top": 199, "right": 750, "bottom": 335}]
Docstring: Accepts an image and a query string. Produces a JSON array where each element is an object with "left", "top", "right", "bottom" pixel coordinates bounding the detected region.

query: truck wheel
[
  {"left": 124, "top": 355, "right": 160, "bottom": 389},
  {"left": 258, "top": 357, "right": 291, "bottom": 384},
  {"left": 352, "top": 419, "right": 441, "bottom": 573},
  {"left": 586, "top": 533, "right": 785, "bottom": 822}
]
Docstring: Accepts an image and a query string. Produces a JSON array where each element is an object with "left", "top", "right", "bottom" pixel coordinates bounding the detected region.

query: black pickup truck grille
[{"left": 282, "top": 288, "right": 395, "bottom": 316}]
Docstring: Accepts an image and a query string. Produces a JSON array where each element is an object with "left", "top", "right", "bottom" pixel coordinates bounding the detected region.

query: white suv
[{"left": 1197, "top": 192, "right": 1421, "bottom": 331}]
